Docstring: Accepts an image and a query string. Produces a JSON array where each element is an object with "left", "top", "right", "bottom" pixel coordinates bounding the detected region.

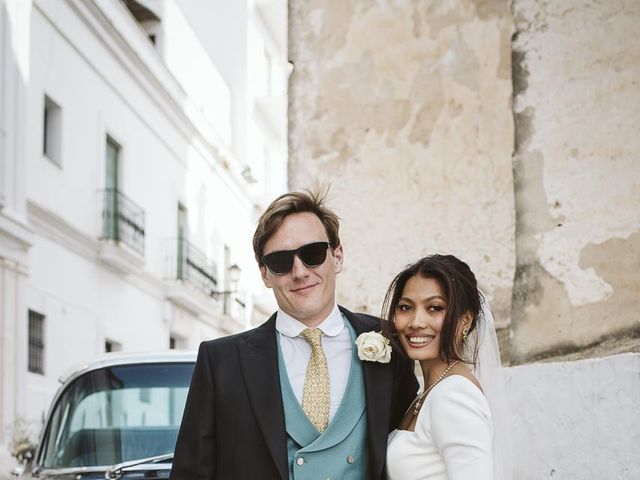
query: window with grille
[{"left": 28, "top": 310, "right": 45, "bottom": 374}]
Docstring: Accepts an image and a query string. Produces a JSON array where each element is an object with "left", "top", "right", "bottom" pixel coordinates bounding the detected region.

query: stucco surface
[
  {"left": 289, "top": 0, "right": 515, "bottom": 327},
  {"left": 511, "top": 0, "right": 640, "bottom": 361},
  {"left": 505, "top": 353, "right": 640, "bottom": 478}
]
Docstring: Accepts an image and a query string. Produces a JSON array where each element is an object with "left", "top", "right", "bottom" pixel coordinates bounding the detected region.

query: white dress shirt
[{"left": 276, "top": 304, "right": 353, "bottom": 421}]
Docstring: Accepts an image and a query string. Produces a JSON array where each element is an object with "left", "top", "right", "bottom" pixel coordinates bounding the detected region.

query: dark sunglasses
[{"left": 262, "top": 241, "right": 331, "bottom": 275}]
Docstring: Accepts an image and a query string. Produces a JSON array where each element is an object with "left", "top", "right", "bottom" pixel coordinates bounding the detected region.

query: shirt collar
[{"left": 276, "top": 304, "right": 343, "bottom": 338}]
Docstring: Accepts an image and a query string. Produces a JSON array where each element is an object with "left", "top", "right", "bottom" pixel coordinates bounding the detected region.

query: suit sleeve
[{"left": 170, "top": 342, "right": 217, "bottom": 479}]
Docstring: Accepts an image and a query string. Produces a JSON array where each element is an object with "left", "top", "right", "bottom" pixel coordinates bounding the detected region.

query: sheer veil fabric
[{"left": 466, "top": 294, "right": 513, "bottom": 480}]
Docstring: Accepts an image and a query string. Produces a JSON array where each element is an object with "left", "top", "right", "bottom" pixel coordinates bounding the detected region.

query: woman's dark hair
[{"left": 381, "top": 254, "right": 483, "bottom": 365}]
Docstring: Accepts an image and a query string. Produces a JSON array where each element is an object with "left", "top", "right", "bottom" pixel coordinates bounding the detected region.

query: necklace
[{"left": 412, "top": 361, "right": 458, "bottom": 416}]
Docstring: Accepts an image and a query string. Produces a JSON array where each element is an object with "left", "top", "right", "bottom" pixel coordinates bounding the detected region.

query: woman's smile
[{"left": 405, "top": 334, "right": 436, "bottom": 348}]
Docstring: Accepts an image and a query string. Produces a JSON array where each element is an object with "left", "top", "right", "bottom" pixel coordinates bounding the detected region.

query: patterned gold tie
[{"left": 300, "top": 328, "right": 330, "bottom": 432}]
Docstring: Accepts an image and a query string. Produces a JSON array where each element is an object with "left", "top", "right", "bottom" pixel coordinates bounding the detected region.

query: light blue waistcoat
[{"left": 277, "top": 319, "right": 368, "bottom": 480}]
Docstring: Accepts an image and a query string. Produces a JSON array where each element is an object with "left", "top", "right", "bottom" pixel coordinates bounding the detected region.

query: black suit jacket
[{"left": 170, "top": 306, "right": 418, "bottom": 479}]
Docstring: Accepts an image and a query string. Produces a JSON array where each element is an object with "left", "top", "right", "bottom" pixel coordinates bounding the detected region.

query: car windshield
[{"left": 40, "top": 362, "right": 194, "bottom": 469}]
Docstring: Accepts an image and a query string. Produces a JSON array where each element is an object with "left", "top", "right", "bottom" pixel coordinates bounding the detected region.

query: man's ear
[
  {"left": 260, "top": 265, "right": 272, "bottom": 288},
  {"left": 332, "top": 244, "right": 344, "bottom": 274}
]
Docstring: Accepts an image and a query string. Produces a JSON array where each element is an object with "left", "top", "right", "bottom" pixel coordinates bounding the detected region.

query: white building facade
[{"left": 0, "top": 0, "right": 288, "bottom": 466}]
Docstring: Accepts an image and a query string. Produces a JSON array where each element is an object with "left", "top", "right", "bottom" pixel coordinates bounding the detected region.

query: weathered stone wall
[
  {"left": 289, "top": 0, "right": 516, "bottom": 340},
  {"left": 289, "top": 0, "right": 640, "bottom": 363},
  {"left": 511, "top": 0, "right": 640, "bottom": 362},
  {"left": 505, "top": 353, "right": 640, "bottom": 478}
]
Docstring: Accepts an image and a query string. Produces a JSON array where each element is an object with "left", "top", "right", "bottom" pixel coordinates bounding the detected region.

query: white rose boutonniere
[{"left": 355, "top": 331, "right": 392, "bottom": 363}]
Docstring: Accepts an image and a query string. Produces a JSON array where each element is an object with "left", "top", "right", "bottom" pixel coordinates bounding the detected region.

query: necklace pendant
[{"left": 412, "top": 361, "right": 458, "bottom": 416}]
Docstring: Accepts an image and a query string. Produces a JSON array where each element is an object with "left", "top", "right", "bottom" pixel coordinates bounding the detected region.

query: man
[{"left": 170, "top": 190, "right": 418, "bottom": 479}]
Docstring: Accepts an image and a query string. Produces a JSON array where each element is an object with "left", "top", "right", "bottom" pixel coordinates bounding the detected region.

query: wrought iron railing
[
  {"left": 173, "top": 238, "right": 218, "bottom": 295},
  {"left": 101, "top": 189, "right": 146, "bottom": 255}
]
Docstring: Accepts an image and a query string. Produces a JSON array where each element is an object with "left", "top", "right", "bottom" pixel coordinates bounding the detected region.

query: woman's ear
[
  {"left": 462, "top": 311, "right": 473, "bottom": 328},
  {"left": 459, "top": 311, "right": 473, "bottom": 340}
]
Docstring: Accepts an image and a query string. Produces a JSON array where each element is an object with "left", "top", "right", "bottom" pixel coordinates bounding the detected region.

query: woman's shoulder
[
  {"left": 430, "top": 374, "right": 486, "bottom": 399},
  {"left": 425, "top": 374, "right": 493, "bottom": 446},
  {"left": 427, "top": 374, "right": 492, "bottom": 419}
]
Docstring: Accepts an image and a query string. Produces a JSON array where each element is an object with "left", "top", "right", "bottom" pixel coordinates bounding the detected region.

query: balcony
[
  {"left": 176, "top": 238, "right": 218, "bottom": 294},
  {"left": 98, "top": 189, "right": 146, "bottom": 274},
  {"left": 165, "top": 238, "right": 219, "bottom": 316}
]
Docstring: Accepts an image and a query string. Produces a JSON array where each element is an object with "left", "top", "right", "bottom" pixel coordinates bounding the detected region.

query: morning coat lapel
[
  {"left": 237, "top": 314, "right": 288, "bottom": 480},
  {"left": 339, "top": 306, "right": 393, "bottom": 480}
]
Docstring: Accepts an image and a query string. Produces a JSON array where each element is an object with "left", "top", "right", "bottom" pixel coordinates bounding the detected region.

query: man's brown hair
[{"left": 253, "top": 189, "right": 341, "bottom": 265}]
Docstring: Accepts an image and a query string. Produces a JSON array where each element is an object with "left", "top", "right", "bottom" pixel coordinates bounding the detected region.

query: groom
[{"left": 170, "top": 190, "right": 418, "bottom": 479}]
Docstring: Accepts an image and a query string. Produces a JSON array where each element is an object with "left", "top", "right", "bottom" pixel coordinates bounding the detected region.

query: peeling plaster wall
[
  {"left": 505, "top": 353, "right": 640, "bottom": 478},
  {"left": 289, "top": 0, "right": 516, "bottom": 331},
  {"left": 511, "top": 0, "right": 640, "bottom": 361}
]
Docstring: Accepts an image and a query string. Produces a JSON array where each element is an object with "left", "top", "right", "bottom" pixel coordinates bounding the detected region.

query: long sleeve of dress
[{"left": 429, "top": 376, "right": 494, "bottom": 480}]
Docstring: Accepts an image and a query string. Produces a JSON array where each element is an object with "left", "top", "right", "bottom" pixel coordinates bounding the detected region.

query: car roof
[{"left": 59, "top": 350, "right": 197, "bottom": 384}]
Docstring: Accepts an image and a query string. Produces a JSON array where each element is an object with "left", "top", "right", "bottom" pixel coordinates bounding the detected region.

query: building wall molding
[{"left": 27, "top": 200, "right": 167, "bottom": 300}]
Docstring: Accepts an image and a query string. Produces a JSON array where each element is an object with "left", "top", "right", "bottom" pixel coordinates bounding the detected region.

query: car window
[{"left": 40, "top": 362, "right": 194, "bottom": 468}]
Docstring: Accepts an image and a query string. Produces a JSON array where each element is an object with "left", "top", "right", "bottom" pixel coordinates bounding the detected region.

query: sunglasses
[{"left": 262, "top": 241, "right": 331, "bottom": 275}]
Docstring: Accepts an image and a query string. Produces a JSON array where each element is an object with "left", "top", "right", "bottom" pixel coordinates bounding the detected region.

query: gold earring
[{"left": 462, "top": 324, "right": 470, "bottom": 342}]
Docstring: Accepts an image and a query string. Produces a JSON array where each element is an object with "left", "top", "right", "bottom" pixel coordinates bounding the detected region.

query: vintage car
[{"left": 13, "top": 351, "right": 196, "bottom": 479}]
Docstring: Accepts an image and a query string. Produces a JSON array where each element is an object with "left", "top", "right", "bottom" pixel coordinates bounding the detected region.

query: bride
[{"left": 383, "top": 254, "right": 511, "bottom": 480}]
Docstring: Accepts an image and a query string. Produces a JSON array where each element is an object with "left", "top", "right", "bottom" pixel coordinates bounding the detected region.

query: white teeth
[{"left": 407, "top": 335, "right": 434, "bottom": 345}]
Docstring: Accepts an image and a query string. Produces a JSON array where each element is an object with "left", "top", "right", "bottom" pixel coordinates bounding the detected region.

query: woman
[{"left": 384, "top": 254, "right": 508, "bottom": 480}]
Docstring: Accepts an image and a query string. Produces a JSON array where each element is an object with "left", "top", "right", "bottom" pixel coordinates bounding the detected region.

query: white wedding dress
[{"left": 386, "top": 375, "right": 494, "bottom": 480}]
